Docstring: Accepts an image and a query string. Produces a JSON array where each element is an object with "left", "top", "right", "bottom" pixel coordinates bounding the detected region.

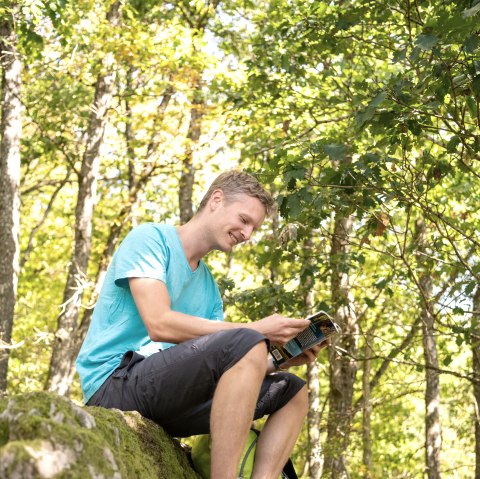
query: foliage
[{"left": 2, "top": 0, "right": 479, "bottom": 477}]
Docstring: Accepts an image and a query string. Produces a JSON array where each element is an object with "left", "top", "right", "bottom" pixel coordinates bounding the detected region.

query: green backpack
[
  {"left": 191, "top": 429, "right": 258, "bottom": 479},
  {"left": 190, "top": 429, "right": 298, "bottom": 479}
]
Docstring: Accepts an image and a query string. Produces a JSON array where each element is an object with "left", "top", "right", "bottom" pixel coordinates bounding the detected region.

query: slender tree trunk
[
  {"left": 415, "top": 217, "right": 442, "bottom": 479},
  {"left": 324, "top": 213, "right": 358, "bottom": 479},
  {"left": 46, "top": 1, "right": 122, "bottom": 395},
  {"left": 0, "top": 9, "right": 22, "bottom": 393},
  {"left": 361, "top": 335, "right": 373, "bottom": 476},
  {"left": 179, "top": 78, "right": 203, "bottom": 224},
  {"left": 472, "top": 285, "right": 480, "bottom": 478},
  {"left": 58, "top": 85, "right": 174, "bottom": 396},
  {"left": 302, "top": 237, "right": 323, "bottom": 479},
  {"left": 307, "top": 360, "right": 323, "bottom": 479}
]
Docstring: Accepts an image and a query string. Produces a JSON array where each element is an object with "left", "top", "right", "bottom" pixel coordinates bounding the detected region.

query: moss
[{"left": 0, "top": 392, "right": 201, "bottom": 479}]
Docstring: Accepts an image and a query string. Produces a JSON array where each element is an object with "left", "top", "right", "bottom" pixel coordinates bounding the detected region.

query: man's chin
[{"left": 216, "top": 242, "right": 234, "bottom": 253}]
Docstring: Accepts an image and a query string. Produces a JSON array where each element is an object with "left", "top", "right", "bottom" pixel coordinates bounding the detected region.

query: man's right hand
[{"left": 250, "top": 314, "right": 310, "bottom": 346}]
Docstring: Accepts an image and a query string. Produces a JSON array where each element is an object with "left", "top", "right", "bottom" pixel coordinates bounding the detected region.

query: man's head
[
  {"left": 196, "top": 171, "right": 275, "bottom": 252},
  {"left": 198, "top": 170, "right": 275, "bottom": 216}
]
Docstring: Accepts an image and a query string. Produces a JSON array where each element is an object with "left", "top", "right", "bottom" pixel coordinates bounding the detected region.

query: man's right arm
[{"left": 129, "top": 277, "right": 310, "bottom": 345}]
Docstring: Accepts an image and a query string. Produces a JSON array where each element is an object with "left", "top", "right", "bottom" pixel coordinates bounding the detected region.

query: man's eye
[{"left": 240, "top": 216, "right": 247, "bottom": 223}]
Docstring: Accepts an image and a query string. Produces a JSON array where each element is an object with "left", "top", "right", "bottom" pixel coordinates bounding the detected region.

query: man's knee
[
  {"left": 233, "top": 336, "right": 268, "bottom": 374},
  {"left": 291, "top": 384, "right": 309, "bottom": 417},
  {"left": 207, "top": 328, "right": 267, "bottom": 376}
]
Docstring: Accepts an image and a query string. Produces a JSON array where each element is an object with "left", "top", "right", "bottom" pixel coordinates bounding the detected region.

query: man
[{"left": 76, "top": 170, "right": 324, "bottom": 479}]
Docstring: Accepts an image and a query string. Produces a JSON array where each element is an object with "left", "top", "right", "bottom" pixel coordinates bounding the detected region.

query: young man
[{"left": 76, "top": 171, "right": 324, "bottom": 479}]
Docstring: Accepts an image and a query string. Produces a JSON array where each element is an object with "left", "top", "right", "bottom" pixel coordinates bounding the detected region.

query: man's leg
[
  {"left": 210, "top": 341, "right": 268, "bottom": 479},
  {"left": 252, "top": 385, "right": 309, "bottom": 479}
]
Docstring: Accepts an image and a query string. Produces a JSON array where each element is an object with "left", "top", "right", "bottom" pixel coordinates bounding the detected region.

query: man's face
[{"left": 209, "top": 192, "right": 266, "bottom": 252}]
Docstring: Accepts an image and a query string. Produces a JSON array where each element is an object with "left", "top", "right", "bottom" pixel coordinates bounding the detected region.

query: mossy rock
[{"left": 0, "top": 391, "right": 201, "bottom": 479}]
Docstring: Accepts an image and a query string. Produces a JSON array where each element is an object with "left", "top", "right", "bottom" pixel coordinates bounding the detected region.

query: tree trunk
[
  {"left": 179, "top": 79, "right": 203, "bottom": 224},
  {"left": 415, "top": 217, "right": 442, "bottom": 479},
  {"left": 324, "top": 213, "right": 358, "bottom": 479},
  {"left": 0, "top": 8, "right": 22, "bottom": 393},
  {"left": 472, "top": 285, "right": 480, "bottom": 479},
  {"left": 56, "top": 84, "right": 174, "bottom": 396},
  {"left": 302, "top": 236, "right": 323, "bottom": 479},
  {"left": 361, "top": 335, "right": 373, "bottom": 476},
  {"left": 46, "top": 1, "right": 122, "bottom": 395},
  {"left": 307, "top": 360, "right": 323, "bottom": 479}
]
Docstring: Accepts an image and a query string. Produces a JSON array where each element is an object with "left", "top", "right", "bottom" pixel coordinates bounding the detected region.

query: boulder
[{"left": 0, "top": 391, "right": 200, "bottom": 479}]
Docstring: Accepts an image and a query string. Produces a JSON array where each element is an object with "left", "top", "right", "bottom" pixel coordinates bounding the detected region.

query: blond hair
[{"left": 198, "top": 170, "right": 275, "bottom": 215}]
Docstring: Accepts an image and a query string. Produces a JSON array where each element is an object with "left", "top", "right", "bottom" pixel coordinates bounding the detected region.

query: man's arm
[{"left": 129, "top": 277, "right": 310, "bottom": 344}]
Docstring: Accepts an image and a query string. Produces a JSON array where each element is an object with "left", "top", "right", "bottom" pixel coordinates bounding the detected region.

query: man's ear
[{"left": 209, "top": 189, "right": 224, "bottom": 210}]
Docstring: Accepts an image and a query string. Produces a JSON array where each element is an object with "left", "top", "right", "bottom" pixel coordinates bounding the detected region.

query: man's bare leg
[
  {"left": 210, "top": 341, "right": 268, "bottom": 479},
  {"left": 252, "top": 385, "right": 309, "bottom": 479}
]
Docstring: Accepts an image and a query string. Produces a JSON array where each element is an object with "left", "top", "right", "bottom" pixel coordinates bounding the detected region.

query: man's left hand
[{"left": 281, "top": 340, "right": 330, "bottom": 369}]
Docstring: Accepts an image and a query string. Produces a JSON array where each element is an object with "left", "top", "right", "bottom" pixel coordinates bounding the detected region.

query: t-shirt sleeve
[
  {"left": 211, "top": 294, "right": 224, "bottom": 321},
  {"left": 113, "top": 224, "right": 169, "bottom": 288},
  {"left": 208, "top": 277, "right": 224, "bottom": 321}
]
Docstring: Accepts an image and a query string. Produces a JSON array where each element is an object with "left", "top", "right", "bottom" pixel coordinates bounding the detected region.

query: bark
[
  {"left": 324, "top": 213, "right": 358, "bottom": 479},
  {"left": 415, "top": 217, "right": 442, "bottom": 479},
  {"left": 472, "top": 285, "right": 480, "bottom": 479},
  {"left": 303, "top": 237, "right": 323, "bottom": 479},
  {"left": 46, "top": 1, "right": 122, "bottom": 395},
  {"left": 307, "top": 361, "right": 323, "bottom": 479},
  {"left": 179, "top": 79, "right": 204, "bottom": 224},
  {"left": 57, "top": 85, "right": 174, "bottom": 396},
  {"left": 0, "top": 9, "right": 22, "bottom": 392},
  {"left": 361, "top": 336, "right": 373, "bottom": 476}
]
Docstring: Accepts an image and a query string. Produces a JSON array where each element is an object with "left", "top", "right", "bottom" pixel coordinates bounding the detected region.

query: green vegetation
[
  {"left": 1, "top": 0, "right": 479, "bottom": 477},
  {"left": 0, "top": 391, "right": 199, "bottom": 478}
]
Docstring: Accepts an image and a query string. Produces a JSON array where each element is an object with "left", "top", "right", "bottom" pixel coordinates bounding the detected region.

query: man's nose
[{"left": 241, "top": 225, "right": 254, "bottom": 241}]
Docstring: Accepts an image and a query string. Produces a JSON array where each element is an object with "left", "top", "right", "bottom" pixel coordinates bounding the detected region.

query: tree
[
  {"left": 415, "top": 217, "right": 442, "bottom": 479},
  {"left": 473, "top": 285, "right": 480, "bottom": 478},
  {"left": 46, "top": 1, "right": 123, "bottom": 394},
  {"left": 0, "top": 2, "right": 22, "bottom": 392},
  {"left": 174, "top": 0, "right": 221, "bottom": 224},
  {"left": 324, "top": 209, "right": 358, "bottom": 478}
]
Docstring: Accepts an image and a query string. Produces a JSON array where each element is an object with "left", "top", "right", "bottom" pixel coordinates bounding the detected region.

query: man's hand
[
  {"left": 250, "top": 313, "right": 310, "bottom": 345},
  {"left": 281, "top": 340, "right": 330, "bottom": 369}
]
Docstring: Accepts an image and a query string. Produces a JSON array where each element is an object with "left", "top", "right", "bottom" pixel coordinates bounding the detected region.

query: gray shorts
[{"left": 87, "top": 328, "right": 306, "bottom": 437}]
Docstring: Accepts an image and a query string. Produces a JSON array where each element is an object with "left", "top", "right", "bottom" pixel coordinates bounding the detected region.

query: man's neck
[{"left": 176, "top": 216, "right": 211, "bottom": 271}]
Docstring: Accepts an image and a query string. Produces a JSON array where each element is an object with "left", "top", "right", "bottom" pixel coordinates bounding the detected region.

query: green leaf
[
  {"left": 364, "top": 297, "right": 376, "bottom": 308},
  {"left": 465, "top": 281, "right": 477, "bottom": 295},
  {"left": 453, "top": 74, "right": 468, "bottom": 88},
  {"left": 465, "top": 35, "right": 480, "bottom": 54},
  {"left": 472, "top": 75, "right": 480, "bottom": 95},
  {"left": 443, "top": 354, "right": 453, "bottom": 366},
  {"left": 369, "top": 91, "right": 387, "bottom": 108},
  {"left": 446, "top": 136, "right": 461, "bottom": 153},
  {"left": 323, "top": 143, "right": 348, "bottom": 161},
  {"left": 356, "top": 92, "right": 387, "bottom": 127},
  {"left": 466, "top": 96, "right": 478, "bottom": 117},
  {"left": 415, "top": 34, "right": 439, "bottom": 50},
  {"left": 452, "top": 307, "right": 465, "bottom": 315},
  {"left": 288, "top": 195, "right": 302, "bottom": 219},
  {"left": 392, "top": 47, "right": 407, "bottom": 63},
  {"left": 406, "top": 119, "right": 422, "bottom": 136}
]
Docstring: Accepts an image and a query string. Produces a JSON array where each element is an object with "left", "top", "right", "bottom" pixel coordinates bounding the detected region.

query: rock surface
[{"left": 0, "top": 391, "right": 200, "bottom": 479}]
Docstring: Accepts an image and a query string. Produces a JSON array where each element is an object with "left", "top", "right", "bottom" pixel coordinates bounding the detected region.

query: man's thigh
[
  {"left": 88, "top": 328, "right": 266, "bottom": 428},
  {"left": 162, "top": 371, "right": 306, "bottom": 437}
]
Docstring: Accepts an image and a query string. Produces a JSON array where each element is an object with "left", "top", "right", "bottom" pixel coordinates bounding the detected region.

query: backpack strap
[{"left": 238, "top": 434, "right": 258, "bottom": 478}]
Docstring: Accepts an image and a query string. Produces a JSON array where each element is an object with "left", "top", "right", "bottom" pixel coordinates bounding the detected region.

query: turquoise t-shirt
[{"left": 76, "top": 223, "right": 224, "bottom": 403}]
